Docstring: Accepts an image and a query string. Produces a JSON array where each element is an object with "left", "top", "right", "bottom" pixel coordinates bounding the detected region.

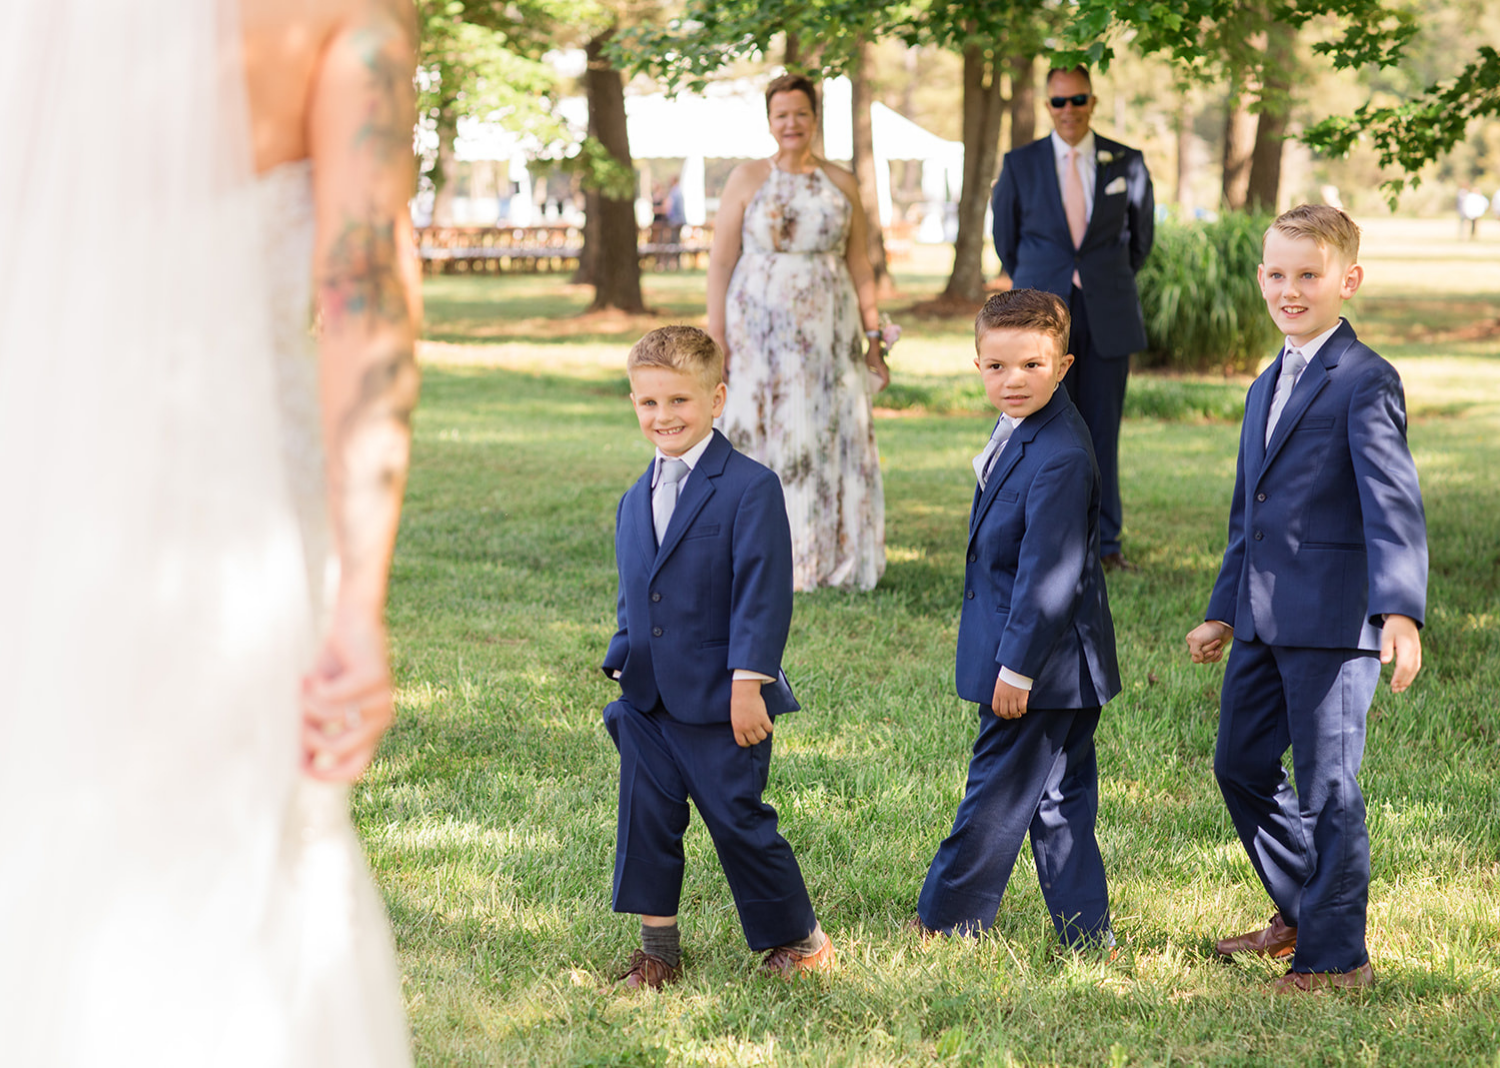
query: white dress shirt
[
  {"left": 1283, "top": 318, "right": 1344, "bottom": 372},
  {"left": 1050, "top": 130, "right": 1097, "bottom": 224}
]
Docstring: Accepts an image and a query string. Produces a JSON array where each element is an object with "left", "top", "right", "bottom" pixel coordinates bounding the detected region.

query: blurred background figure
[
  {"left": 708, "top": 73, "right": 889, "bottom": 592},
  {"left": 0, "top": 2, "right": 420, "bottom": 1065}
]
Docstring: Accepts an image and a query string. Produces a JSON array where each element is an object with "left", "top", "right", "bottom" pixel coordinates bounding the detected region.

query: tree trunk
[
  {"left": 851, "top": 40, "right": 892, "bottom": 296},
  {"left": 1221, "top": 74, "right": 1256, "bottom": 211},
  {"left": 581, "top": 31, "right": 644, "bottom": 313},
  {"left": 1246, "top": 21, "right": 1295, "bottom": 212},
  {"left": 942, "top": 42, "right": 1005, "bottom": 304},
  {"left": 431, "top": 110, "right": 459, "bottom": 227},
  {"left": 1174, "top": 99, "right": 1191, "bottom": 206},
  {"left": 784, "top": 30, "right": 801, "bottom": 70},
  {"left": 1007, "top": 54, "right": 1036, "bottom": 150}
]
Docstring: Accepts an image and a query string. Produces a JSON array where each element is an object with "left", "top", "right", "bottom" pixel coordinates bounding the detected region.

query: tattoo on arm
[
  {"left": 320, "top": 220, "right": 407, "bottom": 331},
  {"left": 350, "top": 26, "right": 413, "bottom": 163}
]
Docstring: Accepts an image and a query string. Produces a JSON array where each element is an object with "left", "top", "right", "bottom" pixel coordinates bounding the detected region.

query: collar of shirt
[
  {"left": 652, "top": 431, "right": 714, "bottom": 488},
  {"left": 1286, "top": 318, "right": 1345, "bottom": 368},
  {"left": 1050, "top": 130, "right": 1097, "bottom": 211}
]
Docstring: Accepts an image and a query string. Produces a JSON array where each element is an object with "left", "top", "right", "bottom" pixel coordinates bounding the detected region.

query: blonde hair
[
  {"left": 627, "top": 325, "right": 724, "bottom": 388},
  {"left": 1266, "top": 204, "right": 1361, "bottom": 263},
  {"left": 974, "top": 288, "right": 1071, "bottom": 355}
]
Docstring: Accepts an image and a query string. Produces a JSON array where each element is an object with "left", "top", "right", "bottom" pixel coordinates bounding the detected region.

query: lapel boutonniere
[{"left": 1096, "top": 149, "right": 1115, "bottom": 165}]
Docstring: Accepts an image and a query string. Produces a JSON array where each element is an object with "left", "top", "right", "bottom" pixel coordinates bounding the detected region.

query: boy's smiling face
[
  {"left": 629, "top": 366, "right": 725, "bottom": 457},
  {"left": 1258, "top": 229, "right": 1363, "bottom": 347},
  {"left": 975, "top": 328, "right": 1074, "bottom": 419}
]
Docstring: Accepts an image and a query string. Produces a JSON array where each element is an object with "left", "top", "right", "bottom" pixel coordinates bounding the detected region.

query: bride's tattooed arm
[{"left": 303, "top": 0, "right": 420, "bottom": 780}]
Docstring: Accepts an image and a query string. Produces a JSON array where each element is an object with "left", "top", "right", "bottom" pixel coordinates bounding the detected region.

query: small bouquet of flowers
[
  {"left": 873, "top": 313, "right": 902, "bottom": 353},
  {"left": 865, "top": 313, "right": 901, "bottom": 395}
]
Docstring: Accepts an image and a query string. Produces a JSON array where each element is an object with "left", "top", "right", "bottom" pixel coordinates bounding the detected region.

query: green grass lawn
[{"left": 366, "top": 235, "right": 1500, "bottom": 1066}]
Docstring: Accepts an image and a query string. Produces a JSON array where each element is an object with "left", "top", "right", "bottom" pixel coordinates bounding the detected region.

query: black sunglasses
[{"left": 1049, "top": 93, "right": 1090, "bottom": 108}]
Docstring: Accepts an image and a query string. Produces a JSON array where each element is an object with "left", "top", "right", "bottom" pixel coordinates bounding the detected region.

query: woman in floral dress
[{"left": 707, "top": 73, "right": 889, "bottom": 592}]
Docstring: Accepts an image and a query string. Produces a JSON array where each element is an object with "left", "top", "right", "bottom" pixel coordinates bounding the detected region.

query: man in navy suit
[
  {"left": 601, "top": 326, "right": 833, "bottom": 990},
  {"left": 992, "top": 65, "right": 1154, "bottom": 570},
  {"left": 916, "top": 290, "right": 1121, "bottom": 947},
  {"left": 1188, "top": 206, "right": 1427, "bottom": 993}
]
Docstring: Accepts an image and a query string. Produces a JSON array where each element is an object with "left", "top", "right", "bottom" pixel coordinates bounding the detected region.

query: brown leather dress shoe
[
  {"left": 907, "top": 915, "right": 939, "bottom": 940},
  {"left": 760, "top": 933, "right": 836, "bottom": 979},
  {"left": 1272, "top": 961, "right": 1375, "bottom": 993},
  {"left": 1101, "top": 552, "right": 1137, "bottom": 573},
  {"left": 617, "top": 949, "right": 680, "bottom": 990},
  {"left": 1215, "top": 912, "right": 1297, "bottom": 958}
]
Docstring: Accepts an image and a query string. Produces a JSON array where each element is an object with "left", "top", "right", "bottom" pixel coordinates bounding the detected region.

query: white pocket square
[{"left": 1103, "top": 176, "right": 1127, "bottom": 196}]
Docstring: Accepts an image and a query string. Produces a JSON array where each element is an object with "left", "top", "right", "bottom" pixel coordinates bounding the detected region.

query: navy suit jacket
[
  {"left": 1206, "top": 321, "right": 1428, "bottom": 650},
  {"left": 603, "top": 430, "right": 798, "bottom": 724},
  {"left": 955, "top": 390, "right": 1121, "bottom": 709},
  {"left": 991, "top": 134, "right": 1154, "bottom": 358}
]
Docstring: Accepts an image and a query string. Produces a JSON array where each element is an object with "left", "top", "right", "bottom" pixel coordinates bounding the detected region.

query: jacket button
[
  {"left": 651, "top": 626, "right": 663, "bottom": 636},
  {"left": 651, "top": 591, "right": 662, "bottom": 602},
  {"left": 967, "top": 552, "right": 977, "bottom": 563},
  {"left": 1256, "top": 492, "right": 1267, "bottom": 502},
  {"left": 966, "top": 590, "right": 975, "bottom": 600},
  {"left": 1254, "top": 531, "right": 1264, "bottom": 540}
]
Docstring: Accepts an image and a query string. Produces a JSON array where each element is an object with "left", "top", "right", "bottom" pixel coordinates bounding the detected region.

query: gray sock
[
  {"left": 781, "top": 922, "right": 826, "bottom": 955},
  {"left": 641, "top": 922, "right": 680, "bottom": 968}
]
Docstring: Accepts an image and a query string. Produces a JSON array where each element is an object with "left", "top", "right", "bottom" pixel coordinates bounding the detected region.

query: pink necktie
[{"left": 1063, "top": 149, "right": 1087, "bottom": 286}]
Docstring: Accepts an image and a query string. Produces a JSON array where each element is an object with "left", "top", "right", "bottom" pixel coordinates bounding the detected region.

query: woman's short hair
[
  {"left": 1266, "top": 204, "right": 1361, "bottom": 263},
  {"left": 627, "top": 325, "right": 724, "bottom": 387},
  {"left": 765, "top": 73, "right": 819, "bottom": 117},
  {"left": 974, "top": 289, "right": 1071, "bottom": 355}
]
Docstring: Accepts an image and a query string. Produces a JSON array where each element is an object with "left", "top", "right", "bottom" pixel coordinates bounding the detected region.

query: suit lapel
[
  {"left": 651, "top": 430, "right": 728, "bottom": 574},
  {"left": 1033, "top": 139, "right": 1070, "bottom": 245},
  {"left": 1084, "top": 137, "right": 1120, "bottom": 243},
  {"left": 969, "top": 392, "right": 1065, "bottom": 538},
  {"left": 1260, "top": 323, "right": 1353, "bottom": 474},
  {"left": 629, "top": 461, "right": 657, "bottom": 567}
]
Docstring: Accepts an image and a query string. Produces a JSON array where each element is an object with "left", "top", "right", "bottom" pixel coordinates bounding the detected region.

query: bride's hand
[{"left": 300, "top": 604, "right": 396, "bottom": 781}]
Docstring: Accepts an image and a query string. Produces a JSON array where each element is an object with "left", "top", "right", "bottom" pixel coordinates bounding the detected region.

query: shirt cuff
[
  {"left": 998, "top": 666, "right": 1033, "bottom": 691},
  {"left": 732, "top": 669, "right": 774, "bottom": 683},
  {"left": 611, "top": 670, "right": 621, "bottom": 680}
]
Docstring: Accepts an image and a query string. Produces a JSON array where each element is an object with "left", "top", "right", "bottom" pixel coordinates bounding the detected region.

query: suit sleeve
[
  {"left": 602, "top": 493, "right": 630, "bottom": 677},
  {"left": 727, "top": 471, "right": 794, "bottom": 678},
  {"left": 992, "top": 153, "right": 1020, "bottom": 275},
  {"left": 997, "top": 446, "right": 1093, "bottom": 677},
  {"left": 1348, "top": 363, "right": 1428, "bottom": 627},
  {"left": 1126, "top": 150, "right": 1154, "bottom": 274}
]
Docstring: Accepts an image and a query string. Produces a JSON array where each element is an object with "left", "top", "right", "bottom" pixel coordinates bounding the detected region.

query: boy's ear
[
  {"left": 1340, "top": 262, "right": 1365, "bottom": 298},
  {"left": 711, "top": 381, "right": 727, "bottom": 415},
  {"left": 1057, "top": 351, "right": 1076, "bottom": 379}
]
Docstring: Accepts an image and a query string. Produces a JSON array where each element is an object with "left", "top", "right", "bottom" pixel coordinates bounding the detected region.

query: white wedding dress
[{"left": 0, "top": 5, "right": 411, "bottom": 1066}]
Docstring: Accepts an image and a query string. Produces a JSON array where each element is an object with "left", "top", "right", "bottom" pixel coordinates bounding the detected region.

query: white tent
[{"left": 453, "top": 78, "right": 963, "bottom": 238}]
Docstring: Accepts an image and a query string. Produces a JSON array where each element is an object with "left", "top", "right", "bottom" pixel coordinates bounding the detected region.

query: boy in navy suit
[
  {"left": 602, "top": 326, "right": 832, "bottom": 989},
  {"left": 916, "top": 289, "right": 1121, "bottom": 947},
  {"left": 1188, "top": 205, "right": 1427, "bottom": 993}
]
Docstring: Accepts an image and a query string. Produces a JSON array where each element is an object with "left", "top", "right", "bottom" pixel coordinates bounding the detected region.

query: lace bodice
[{"left": 256, "top": 160, "right": 334, "bottom": 620}]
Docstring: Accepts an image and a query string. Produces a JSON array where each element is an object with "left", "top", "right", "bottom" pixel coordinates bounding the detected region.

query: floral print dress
[{"left": 720, "top": 161, "right": 885, "bottom": 591}]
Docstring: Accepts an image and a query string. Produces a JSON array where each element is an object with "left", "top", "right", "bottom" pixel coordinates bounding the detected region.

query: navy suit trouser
[
  {"left": 603, "top": 698, "right": 817, "bottom": 951},
  {"left": 918, "top": 705, "right": 1110, "bottom": 945},
  {"left": 1214, "top": 640, "right": 1380, "bottom": 973},
  {"left": 1065, "top": 286, "right": 1129, "bottom": 557}
]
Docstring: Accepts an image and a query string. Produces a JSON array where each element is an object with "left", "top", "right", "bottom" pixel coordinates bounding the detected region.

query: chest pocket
[{"left": 683, "top": 524, "right": 721, "bottom": 540}]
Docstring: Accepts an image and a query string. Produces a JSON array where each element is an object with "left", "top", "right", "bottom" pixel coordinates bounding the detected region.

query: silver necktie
[
  {"left": 973, "top": 417, "right": 1016, "bottom": 489},
  {"left": 1265, "top": 348, "right": 1308, "bottom": 445},
  {"left": 653, "top": 457, "right": 689, "bottom": 544}
]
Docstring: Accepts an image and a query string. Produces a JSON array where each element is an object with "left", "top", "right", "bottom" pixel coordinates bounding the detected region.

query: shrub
[{"left": 1136, "top": 211, "right": 1281, "bottom": 374}]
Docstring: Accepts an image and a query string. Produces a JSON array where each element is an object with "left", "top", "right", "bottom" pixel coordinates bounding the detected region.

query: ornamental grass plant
[{"left": 1136, "top": 212, "right": 1282, "bottom": 374}]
